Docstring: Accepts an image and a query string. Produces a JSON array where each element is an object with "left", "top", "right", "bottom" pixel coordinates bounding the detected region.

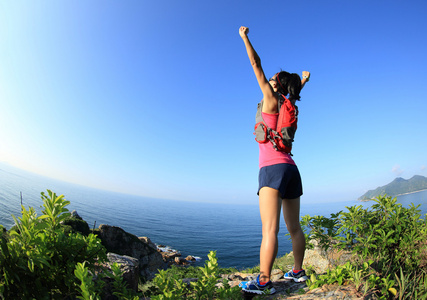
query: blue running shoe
[
  {"left": 241, "top": 275, "right": 276, "bottom": 295},
  {"left": 238, "top": 276, "right": 255, "bottom": 289},
  {"left": 283, "top": 268, "right": 308, "bottom": 282}
]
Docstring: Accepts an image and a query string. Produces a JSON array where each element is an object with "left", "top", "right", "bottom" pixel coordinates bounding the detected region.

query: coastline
[
  {"left": 394, "top": 188, "right": 427, "bottom": 197},
  {"left": 359, "top": 188, "right": 427, "bottom": 202}
]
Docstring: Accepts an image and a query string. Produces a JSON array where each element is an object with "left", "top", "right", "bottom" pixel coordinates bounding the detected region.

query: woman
[{"left": 238, "top": 26, "right": 310, "bottom": 295}]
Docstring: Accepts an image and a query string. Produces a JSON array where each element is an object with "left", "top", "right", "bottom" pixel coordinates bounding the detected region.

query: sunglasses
[{"left": 269, "top": 73, "right": 279, "bottom": 82}]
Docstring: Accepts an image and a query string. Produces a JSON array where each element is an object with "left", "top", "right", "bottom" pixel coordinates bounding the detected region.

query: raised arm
[
  {"left": 301, "top": 71, "right": 310, "bottom": 89},
  {"left": 239, "top": 26, "right": 277, "bottom": 112}
]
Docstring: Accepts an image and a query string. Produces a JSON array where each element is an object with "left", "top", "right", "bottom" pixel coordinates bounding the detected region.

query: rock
[
  {"left": 104, "top": 253, "right": 140, "bottom": 291},
  {"left": 70, "top": 210, "right": 82, "bottom": 220},
  {"left": 301, "top": 283, "right": 364, "bottom": 300},
  {"left": 300, "top": 248, "right": 329, "bottom": 274},
  {"left": 157, "top": 246, "right": 182, "bottom": 264},
  {"left": 302, "top": 239, "right": 354, "bottom": 274},
  {"left": 174, "top": 257, "right": 189, "bottom": 265},
  {"left": 139, "top": 236, "right": 156, "bottom": 250},
  {"left": 160, "top": 250, "right": 181, "bottom": 260},
  {"left": 270, "top": 269, "right": 284, "bottom": 281},
  {"left": 223, "top": 272, "right": 252, "bottom": 281},
  {"left": 185, "top": 255, "right": 196, "bottom": 261},
  {"left": 97, "top": 224, "right": 164, "bottom": 280},
  {"left": 61, "top": 214, "right": 90, "bottom": 236}
]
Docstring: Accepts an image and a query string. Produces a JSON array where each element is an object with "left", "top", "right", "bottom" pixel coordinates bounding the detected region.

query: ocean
[{"left": 1, "top": 162, "right": 426, "bottom": 270}]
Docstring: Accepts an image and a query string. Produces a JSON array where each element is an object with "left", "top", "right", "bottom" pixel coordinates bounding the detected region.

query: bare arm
[
  {"left": 239, "top": 26, "right": 277, "bottom": 113},
  {"left": 301, "top": 71, "right": 310, "bottom": 89}
]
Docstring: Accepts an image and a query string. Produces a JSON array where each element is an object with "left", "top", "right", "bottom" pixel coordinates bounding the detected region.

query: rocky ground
[
  {"left": 163, "top": 240, "right": 374, "bottom": 299},
  {"left": 224, "top": 270, "right": 369, "bottom": 299},
  {"left": 219, "top": 243, "right": 374, "bottom": 300}
]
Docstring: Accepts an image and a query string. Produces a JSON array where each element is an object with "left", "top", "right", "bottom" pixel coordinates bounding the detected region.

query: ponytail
[{"left": 277, "top": 71, "right": 302, "bottom": 101}]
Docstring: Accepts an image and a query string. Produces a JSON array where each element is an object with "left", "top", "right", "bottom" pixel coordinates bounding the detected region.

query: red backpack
[{"left": 254, "top": 94, "right": 298, "bottom": 154}]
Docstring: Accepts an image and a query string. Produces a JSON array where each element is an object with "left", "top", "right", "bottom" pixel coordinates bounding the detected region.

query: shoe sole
[
  {"left": 284, "top": 276, "right": 308, "bottom": 282},
  {"left": 242, "top": 287, "right": 276, "bottom": 295}
]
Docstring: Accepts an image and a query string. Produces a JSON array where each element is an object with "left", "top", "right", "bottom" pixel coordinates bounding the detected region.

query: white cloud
[{"left": 391, "top": 164, "right": 404, "bottom": 176}]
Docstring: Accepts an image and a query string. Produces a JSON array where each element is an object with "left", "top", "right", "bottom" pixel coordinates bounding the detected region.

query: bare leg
[
  {"left": 258, "top": 187, "right": 281, "bottom": 282},
  {"left": 282, "top": 197, "right": 305, "bottom": 270}
]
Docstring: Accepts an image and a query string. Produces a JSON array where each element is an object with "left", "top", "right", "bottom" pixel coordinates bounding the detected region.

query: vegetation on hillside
[
  {"left": 0, "top": 190, "right": 242, "bottom": 299},
  {"left": 1, "top": 190, "right": 426, "bottom": 299},
  {"left": 0, "top": 190, "right": 139, "bottom": 299},
  {"left": 359, "top": 175, "right": 427, "bottom": 200},
  {"left": 301, "top": 195, "right": 427, "bottom": 299}
]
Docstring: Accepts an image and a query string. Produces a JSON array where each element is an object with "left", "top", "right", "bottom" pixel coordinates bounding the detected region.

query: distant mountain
[{"left": 358, "top": 175, "right": 427, "bottom": 201}]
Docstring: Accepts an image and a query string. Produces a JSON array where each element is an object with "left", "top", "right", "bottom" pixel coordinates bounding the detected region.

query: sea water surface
[{"left": 1, "top": 163, "right": 426, "bottom": 269}]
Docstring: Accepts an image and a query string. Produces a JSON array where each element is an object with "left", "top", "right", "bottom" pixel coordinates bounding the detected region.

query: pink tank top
[{"left": 259, "top": 112, "right": 295, "bottom": 169}]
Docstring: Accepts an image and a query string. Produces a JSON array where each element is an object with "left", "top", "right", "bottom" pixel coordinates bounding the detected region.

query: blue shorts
[{"left": 258, "top": 163, "right": 303, "bottom": 199}]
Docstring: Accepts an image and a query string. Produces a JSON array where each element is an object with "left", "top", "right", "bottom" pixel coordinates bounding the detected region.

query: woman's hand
[
  {"left": 239, "top": 26, "right": 249, "bottom": 38},
  {"left": 301, "top": 71, "right": 310, "bottom": 89},
  {"left": 302, "top": 71, "right": 310, "bottom": 81}
]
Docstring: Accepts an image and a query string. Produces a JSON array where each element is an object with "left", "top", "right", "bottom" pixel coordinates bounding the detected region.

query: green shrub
[
  {"left": 74, "top": 262, "right": 102, "bottom": 300},
  {"left": 0, "top": 190, "right": 107, "bottom": 299},
  {"left": 62, "top": 216, "right": 90, "bottom": 236},
  {"left": 302, "top": 195, "right": 427, "bottom": 299},
  {"left": 0, "top": 190, "right": 241, "bottom": 299},
  {"left": 149, "top": 251, "right": 241, "bottom": 299}
]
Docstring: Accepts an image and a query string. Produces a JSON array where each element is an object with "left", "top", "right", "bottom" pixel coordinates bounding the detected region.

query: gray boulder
[
  {"left": 105, "top": 253, "right": 139, "bottom": 291},
  {"left": 98, "top": 224, "right": 164, "bottom": 280}
]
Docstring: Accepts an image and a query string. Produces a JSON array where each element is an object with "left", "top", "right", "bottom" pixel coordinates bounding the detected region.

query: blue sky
[{"left": 1, "top": 0, "right": 426, "bottom": 204}]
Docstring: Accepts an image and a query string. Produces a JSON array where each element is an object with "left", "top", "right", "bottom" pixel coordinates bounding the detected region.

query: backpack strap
[
  {"left": 254, "top": 99, "right": 280, "bottom": 150},
  {"left": 254, "top": 94, "right": 297, "bottom": 155}
]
